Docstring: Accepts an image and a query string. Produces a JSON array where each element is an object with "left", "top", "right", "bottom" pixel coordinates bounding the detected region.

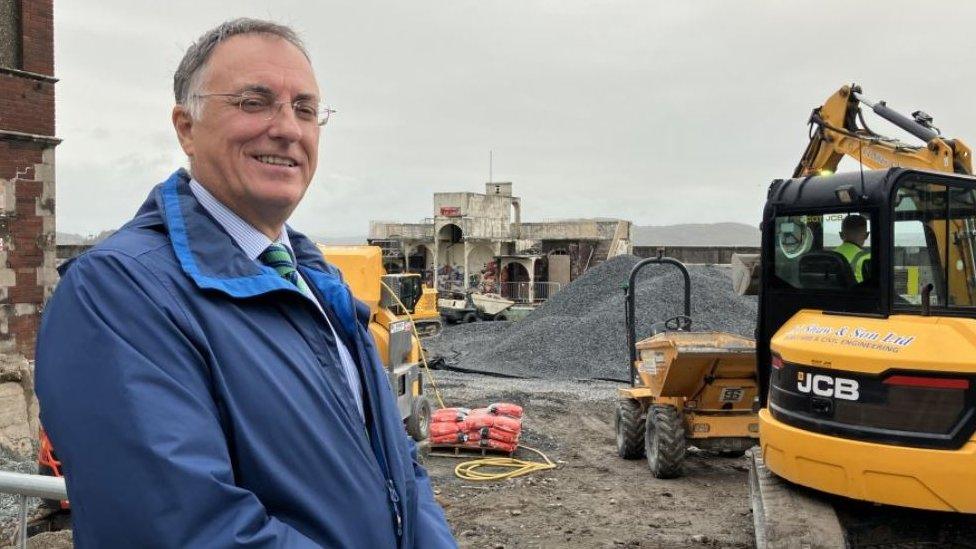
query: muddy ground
[{"left": 423, "top": 371, "right": 756, "bottom": 549}]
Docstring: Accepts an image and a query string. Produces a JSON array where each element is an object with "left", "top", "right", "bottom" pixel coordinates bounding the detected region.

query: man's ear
[{"left": 173, "top": 105, "right": 195, "bottom": 157}]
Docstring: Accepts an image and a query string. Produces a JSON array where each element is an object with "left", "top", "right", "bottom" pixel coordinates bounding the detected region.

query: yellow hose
[
  {"left": 379, "top": 281, "right": 555, "bottom": 480},
  {"left": 452, "top": 445, "right": 556, "bottom": 481}
]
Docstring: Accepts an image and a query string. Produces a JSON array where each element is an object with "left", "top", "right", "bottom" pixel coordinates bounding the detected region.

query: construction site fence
[
  {"left": 498, "top": 281, "right": 562, "bottom": 303},
  {"left": 0, "top": 470, "right": 67, "bottom": 548}
]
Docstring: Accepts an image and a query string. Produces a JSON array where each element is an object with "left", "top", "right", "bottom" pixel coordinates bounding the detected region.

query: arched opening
[
  {"left": 466, "top": 242, "right": 495, "bottom": 291},
  {"left": 505, "top": 262, "right": 530, "bottom": 283},
  {"left": 436, "top": 224, "right": 465, "bottom": 291},
  {"left": 437, "top": 224, "right": 464, "bottom": 265},
  {"left": 511, "top": 198, "right": 522, "bottom": 238},
  {"left": 438, "top": 224, "right": 463, "bottom": 244}
]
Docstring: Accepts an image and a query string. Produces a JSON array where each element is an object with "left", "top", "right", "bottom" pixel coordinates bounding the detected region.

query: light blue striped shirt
[{"left": 189, "top": 178, "right": 364, "bottom": 419}]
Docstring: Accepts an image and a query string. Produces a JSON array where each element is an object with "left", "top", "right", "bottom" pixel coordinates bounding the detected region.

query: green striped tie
[{"left": 259, "top": 243, "right": 311, "bottom": 294}]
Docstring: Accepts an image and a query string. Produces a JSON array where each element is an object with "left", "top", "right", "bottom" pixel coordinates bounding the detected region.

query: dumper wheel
[
  {"left": 406, "top": 396, "right": 432, "bottom": 442},
  {"left": 462, "top": 312, "right": 478, "bottom": 323},
  {"left": 615, "top": 399, "right": 645, "bottom": 459},
  {"left": 645, "top": 405, "right": 686, "bottom": 478}
]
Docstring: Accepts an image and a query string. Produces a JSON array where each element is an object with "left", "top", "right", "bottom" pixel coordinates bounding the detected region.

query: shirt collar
[{"left": 189, "top": 177, "right": 292, "bottom": 261}]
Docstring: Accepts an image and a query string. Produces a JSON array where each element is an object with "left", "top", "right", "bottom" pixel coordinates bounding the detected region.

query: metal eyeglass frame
[{"left": 191, "top": 92, "right": 335, "bottom": 126}]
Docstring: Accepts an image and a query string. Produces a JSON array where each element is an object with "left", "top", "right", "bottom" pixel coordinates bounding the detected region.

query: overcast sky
[{"left": 52, "top": 1, "right": 976, "bottom": 238}]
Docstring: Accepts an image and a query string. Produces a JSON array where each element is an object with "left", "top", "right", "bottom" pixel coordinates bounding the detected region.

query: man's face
[{"left": 175, "top": 34, "right": 320, "bottom": 230}]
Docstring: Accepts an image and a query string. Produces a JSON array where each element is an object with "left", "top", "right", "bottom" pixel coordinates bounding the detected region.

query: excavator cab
[
  {"left": 755, "top": 168, "right": 976, "bottom": 521},
  {"left": 775, "top": 213, "right": 874, "bottom": 290}
]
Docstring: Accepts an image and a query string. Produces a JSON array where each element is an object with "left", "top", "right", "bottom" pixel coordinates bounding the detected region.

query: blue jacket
[{"left": 35, "top": 169, "right": 456, "bottom": 548}]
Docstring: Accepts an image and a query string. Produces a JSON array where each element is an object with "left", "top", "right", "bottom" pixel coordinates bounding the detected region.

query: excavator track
[
  {"left": 749, "top": 451, "right": 846, "bottom": 549},
  {"left": 750, "top": 452, "right": 976, "bottom": 548}
]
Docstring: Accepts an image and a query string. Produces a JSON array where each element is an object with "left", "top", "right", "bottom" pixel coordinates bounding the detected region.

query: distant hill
[
  {"left": 56, "top": 230, "right": 115, "bottom": 245},
  {"left": 56, "top": 232, "right": 86, "bottom": 245},
  {"left": 633, "top": 223, "right": 759, "bottom": 246}
]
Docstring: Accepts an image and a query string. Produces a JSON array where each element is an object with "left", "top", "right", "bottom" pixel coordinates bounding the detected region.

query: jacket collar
[{"left": 154, "top": 168, "right": 342, "bottom": 299}]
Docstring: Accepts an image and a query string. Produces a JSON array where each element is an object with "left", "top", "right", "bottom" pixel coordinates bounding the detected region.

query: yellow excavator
[
  {"left": 317, "top": 245, "right": 435, "bottom": 441},
  {"left": 749, "top": 85, "right": 976, "bottom": 547}
]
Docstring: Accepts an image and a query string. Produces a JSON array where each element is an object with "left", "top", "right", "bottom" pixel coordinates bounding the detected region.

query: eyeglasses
[{"left": 192, "top": 91, "right": 335, "bottom": 126}]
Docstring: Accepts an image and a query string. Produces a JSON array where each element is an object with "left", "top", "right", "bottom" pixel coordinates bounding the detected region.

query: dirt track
[{"left": 423, "top": 371, "right": 755, "bottom": 548}]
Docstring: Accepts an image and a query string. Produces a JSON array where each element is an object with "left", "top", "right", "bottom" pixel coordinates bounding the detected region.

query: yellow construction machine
[
  {"left": 318, "top": 245, "right": 434, "bottom": 440},
  {"left": 731, "top": 84, "right": 974, "bottom": 295},
  {"left": 749, "top": 85, "right": 976, "bottom": 546},
  {"left": 325, "top": 246, "right": 441, "bottom": 335},
  {"left": 412, "top": 286, "right": 443, "bottom": 338},
  {"left": 614, "top": 253, "right": 758, "bottom": 478}
]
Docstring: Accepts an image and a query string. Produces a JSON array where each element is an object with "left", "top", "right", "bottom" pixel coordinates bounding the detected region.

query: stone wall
[
  {"left": 368, "top": 221, "right": 433, "bottom": 240},
  {"left": 518, "top": 220, "right": 622, "bottom": 241},
  {"left": 0, "top": 354, "right": 38, "bottom": 461}
]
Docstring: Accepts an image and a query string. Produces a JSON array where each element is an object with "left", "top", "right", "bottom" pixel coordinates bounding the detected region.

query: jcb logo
[{"left": 796, "top": 372, "right": 860, "bottom": 401}]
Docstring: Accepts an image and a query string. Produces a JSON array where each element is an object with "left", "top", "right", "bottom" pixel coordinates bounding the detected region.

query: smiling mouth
[{"left": 253, "top": 154, "right": 298, "bottom": 168}]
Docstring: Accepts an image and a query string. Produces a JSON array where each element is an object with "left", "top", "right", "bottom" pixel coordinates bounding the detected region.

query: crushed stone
[{"left": 425, "top": 255, "right": 756, "bottom": 380}]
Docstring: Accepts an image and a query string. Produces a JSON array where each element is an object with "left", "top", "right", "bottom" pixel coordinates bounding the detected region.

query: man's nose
[{"left": 267, "top": 103, "right": 304, "bottom": 142}]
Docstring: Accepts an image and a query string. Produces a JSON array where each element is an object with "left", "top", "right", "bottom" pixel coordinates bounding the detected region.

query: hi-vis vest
[{"left": 835, "top": 241, "right": 870, "bottom": 282}]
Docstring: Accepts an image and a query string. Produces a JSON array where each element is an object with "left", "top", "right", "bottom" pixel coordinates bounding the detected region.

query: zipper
[
  {"left": 387, "top": 479, "right": 403, "bottom": 539},
  {"left": 308, "top": 275, "right": 403, "bottom": 542}
]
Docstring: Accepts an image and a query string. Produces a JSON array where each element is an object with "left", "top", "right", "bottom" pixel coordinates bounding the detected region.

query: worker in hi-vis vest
[{"left": 835, "top": 214, "right": 871, "bottom": 282}]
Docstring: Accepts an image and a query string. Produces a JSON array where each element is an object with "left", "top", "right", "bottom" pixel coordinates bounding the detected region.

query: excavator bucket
[{"left": 731, "top": 253, "right": 760, "bottom": 296}]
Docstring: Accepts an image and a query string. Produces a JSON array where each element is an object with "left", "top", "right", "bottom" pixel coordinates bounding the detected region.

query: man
[
  {"left": 35, "top": 19, "right": 456, "bottom": 548},
  {"left": 835, "top": 214, "right": 871, "bottom": 282}
]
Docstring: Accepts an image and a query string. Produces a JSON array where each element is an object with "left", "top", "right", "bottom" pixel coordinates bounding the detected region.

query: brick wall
[
  {"left": 19, "top": 0, "right": 53, "bottom": 75},
  {"left": 0, "top": 73, "right": 55, "bottom": 135},
  {"left": 0, "top": 0, "right": 57, "bottom": 360}
]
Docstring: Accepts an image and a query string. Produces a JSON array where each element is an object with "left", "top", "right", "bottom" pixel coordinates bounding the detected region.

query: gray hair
[{"left": 174, "top": 18, "right": 310, "bottom": 119}]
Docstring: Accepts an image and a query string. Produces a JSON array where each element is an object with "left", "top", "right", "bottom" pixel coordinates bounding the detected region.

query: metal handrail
[
  {"left": 0, "top": 471, "right": 67, "bottom": 548},
  {"left": 498, "top": 281, "right": 562, "bottom": 303}
]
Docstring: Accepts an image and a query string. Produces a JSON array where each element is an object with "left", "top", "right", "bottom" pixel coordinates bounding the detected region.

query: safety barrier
[{"left": 498, "top": 282, "right": 561, "bottom": 303}]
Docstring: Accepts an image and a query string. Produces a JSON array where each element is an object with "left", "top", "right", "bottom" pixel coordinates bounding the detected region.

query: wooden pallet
[{"left": 428, "top": 443, "right": 516, "bottom": 458}]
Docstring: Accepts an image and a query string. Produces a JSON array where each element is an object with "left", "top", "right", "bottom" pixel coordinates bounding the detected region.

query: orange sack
[
  {"left": 431, "top": 407, "right": 470, "bottom": 423},
  {"left": 488, "top": 402, "right": 523, "bottom": 418},
  {"left": 430, "top": 421, "right": 468, "bottom": 438},
  {"left": 467, "top": 427, "right": 520, "bottom": 444},
  {"left": 464, "top": 437, "right": 517, "bottom": 453},
  {"left": 431, "top": 432, "right": 467, "bottom": 445}
]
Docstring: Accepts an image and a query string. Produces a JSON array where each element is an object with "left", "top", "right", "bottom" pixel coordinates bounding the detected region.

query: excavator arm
[
  {"left": 794, "top": 84, "right": 972, "bottom": 177},
  {"left": 794, "top": 84, "right": 976, "bottom": 306},
  {"left": 733, "top": 85, "right": 976, "bottom": 300}
]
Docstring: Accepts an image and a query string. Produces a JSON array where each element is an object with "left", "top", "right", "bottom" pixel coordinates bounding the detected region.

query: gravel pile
[{"left": 426, "top": 255, "right": 757, "bottom": 381}]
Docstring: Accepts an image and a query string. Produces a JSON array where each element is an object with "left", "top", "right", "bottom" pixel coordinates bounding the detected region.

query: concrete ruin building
[
  {"left": 0, "top": 0, "right": 56, "bottom": 461},
  {"left": 369, "top": 182, "right": 632, "bottom": 301}
]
